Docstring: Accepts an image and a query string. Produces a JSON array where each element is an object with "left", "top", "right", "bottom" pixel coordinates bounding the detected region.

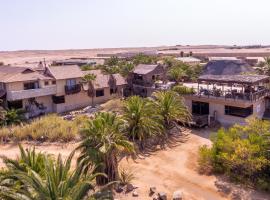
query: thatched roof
[
  {"left": 202, "top": 60, "right": 254, "bottom": 75},
  {"left": 133, "top": 64, "right": 159, "bottom": 75},
  {"left": 198, "top": 75, "right": 269, "bottom": 85}
]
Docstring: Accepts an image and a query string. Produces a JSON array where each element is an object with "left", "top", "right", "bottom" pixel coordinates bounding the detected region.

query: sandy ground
[
  {"left": 0, "top": 129, "right": 269, "bottom": 200},
  {"left": 1, "top": 45, "right": 270, "bottom": 67}
]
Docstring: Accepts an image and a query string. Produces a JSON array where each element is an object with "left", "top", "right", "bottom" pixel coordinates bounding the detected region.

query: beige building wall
[
  {"left": 54, "top": 85, "right": 125, "bottom": 113},
  {"left": 184, "top": 98, "right": 266, "bottom": 126},
  {"left": 5, "top": 80, "right": 54, "bottom": 92}
]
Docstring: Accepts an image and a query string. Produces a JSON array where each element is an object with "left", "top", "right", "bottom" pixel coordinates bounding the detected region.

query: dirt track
[{"left": 0, "top": 129, "right": 269, "bottom": 200}]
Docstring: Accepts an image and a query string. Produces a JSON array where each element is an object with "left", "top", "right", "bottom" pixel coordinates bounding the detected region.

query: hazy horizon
[{"left": 1, "top": 0, "right": 270, "bottom": 51}]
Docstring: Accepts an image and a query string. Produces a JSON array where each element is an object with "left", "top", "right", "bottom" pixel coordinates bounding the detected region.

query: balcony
[
  {"left": 65, "top": 84, "right": 81, "bottom": 95},
  {"left": 183, "top": 83, "right": 269, "bottom": 105},
  {"left": 132, "top": 79, "right": 154, "bottom": 87},
  {"left": 6, "top": 86, "right": 57, "bottom": 101}
]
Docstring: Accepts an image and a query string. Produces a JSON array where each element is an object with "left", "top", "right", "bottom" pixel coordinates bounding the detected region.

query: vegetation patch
[
  {"left": 0, "top": 114, "right": 85, "bottom": 143},
  {"left": 198, "top": 119, "right": 270, "bottom": 191}
]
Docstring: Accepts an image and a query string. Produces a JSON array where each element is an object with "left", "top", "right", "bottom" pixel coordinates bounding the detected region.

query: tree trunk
[{"left": 96, "top": 153, "right": 118, "bottom": 185}]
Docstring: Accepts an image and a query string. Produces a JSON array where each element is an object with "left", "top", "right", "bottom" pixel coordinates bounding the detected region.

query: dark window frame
[
  {"left": 23, "top": 82, "right": 39, "bottom": 90},
  {"left": 192, "top": 101, "right": 209, "bottom": 115},
  {"left": 96, "top": 89, "right": 104, "bottom": 97},
  {"left": 52, "top": 95, "right": 65, "bottom": 104},
  {"left": 225, "top": 105, "right": 253, "bottom": 118},
  {"left": 8, "top": 100, "right": 23, "bottom": 109},
  {"left": 110, "top": 87, "right": 118, "bottom": 95}
]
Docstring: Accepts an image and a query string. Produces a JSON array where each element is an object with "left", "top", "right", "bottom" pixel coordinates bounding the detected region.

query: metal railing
[{"left": 187, "top": 87, "right": 269, "bottom": 102}]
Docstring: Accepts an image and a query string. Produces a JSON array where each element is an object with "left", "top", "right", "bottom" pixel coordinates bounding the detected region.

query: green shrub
[
  {"left": 198, "top": 119, "right": 270, "bottom": 190},
  {"left": 172, "top": 85, "right": 195, "bottom": 95},
  {"left": 119, "top": 168, "right": 136, "bottom": 185}
]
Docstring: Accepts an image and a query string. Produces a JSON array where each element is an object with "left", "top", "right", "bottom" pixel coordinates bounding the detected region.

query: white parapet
[{"left": 6, "top": 86, "right": 57, "bottom": 101}]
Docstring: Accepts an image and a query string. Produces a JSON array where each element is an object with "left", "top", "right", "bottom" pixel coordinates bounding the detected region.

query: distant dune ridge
[{"left": 1, "top": 45, "right": 270, "bottom": 66}]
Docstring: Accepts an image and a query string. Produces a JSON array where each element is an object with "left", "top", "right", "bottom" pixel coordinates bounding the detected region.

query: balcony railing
[
  {"left": 132, "top": 79, "right": 154, "bottom": 87},
  {"left": 187, "top": 87, "right": 269, "bottom": 102},
  {"left": 65, "top": 84, "right": 81, "bottom": 95},
  {"left": 6, "top": 86, "right": 57, "bottom": 101}
]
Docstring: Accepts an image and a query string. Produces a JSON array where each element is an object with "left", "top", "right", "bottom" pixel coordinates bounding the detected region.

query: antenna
[{"left": 43, "top": 58, "right": 47, "bottom": 67}]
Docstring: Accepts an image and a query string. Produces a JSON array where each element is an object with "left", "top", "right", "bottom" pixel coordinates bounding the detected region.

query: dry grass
[
  {"left": 0, "top": 114, "right": 88, "bottom": 143},
  {"left": 100, "top": 98, "right": 124, "bottom": 113}
]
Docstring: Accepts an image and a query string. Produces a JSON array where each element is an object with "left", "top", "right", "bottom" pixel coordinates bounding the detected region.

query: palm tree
[
  {"left": 0, "top": 147, "right": 100, "bottom": 200},
  {"left": 256, "top": 57, "right": 270, "bottom": 75},
  {"left": 77, "top": 112, "right": 134, "bottom": 185},
  {"left": 1, "top": 144, "right": 48, "bottom": 175},
  {"left": 122, "top": 96, "right": 164, "bottom": 149},
  {"left": 152, "top": 91, "right": 190, "bottom": 129},
  {"left": 4, "top": 108, "right": 25, "bottom": 126},
  {"left": 167, "top": 67, "right": 186, "bottom": 84},
  {"left": 82, "top": 73, "right": 96, "bottom": 106}
]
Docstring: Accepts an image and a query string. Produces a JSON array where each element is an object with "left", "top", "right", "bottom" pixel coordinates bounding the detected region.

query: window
[
  {"left": 45, "top": 81, "right": 49, "bottom": 86},
  {"left": 8, "top": 100, "right": 23, "bottom": 109},
  {"left": 110, "top": 88, "right": 117, "bottom": 95},
  {"left": 52, "top": 95, "right": 65, "bottom": 104},
  {"left": 192, "top": 101, "right": 209, "bottom": 115},
  {"left": 66, "top": 79, "right": 76, "bottom": 86},
  {"left": 24, "top": 82, "right": 39, "bottom": 90},
  {"left": 225, "top": 105, "right": 253, "bottom": 118},
  {"left": 52, "top": 80, "right": 56, "bottom": 85},
  {"left": 96, "top": 89, "right": 104, "bottom": 97}
]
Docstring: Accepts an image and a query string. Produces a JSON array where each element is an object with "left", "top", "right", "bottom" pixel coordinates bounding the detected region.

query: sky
[{"left": 1, "top": 0, "right": 270, "bottom": 50}]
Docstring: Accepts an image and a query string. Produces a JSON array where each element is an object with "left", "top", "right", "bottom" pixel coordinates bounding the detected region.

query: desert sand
[
  {"left": 1, "top": 45, "right": 270, "bottom": 67},
  {"left": 0, "top": 128, "right": 269, "bottom": 200}
]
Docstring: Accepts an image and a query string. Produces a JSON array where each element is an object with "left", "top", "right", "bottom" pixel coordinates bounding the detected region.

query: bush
[
  {"left": 0, "top": 114, "right": 80, "bottom": 142},
  {"left": 172, "top": 85, "right": 195, "bottom": 95},
  {"left": 119, "top": 168, "right": 136, "bottom": 185},
  {"left": 198, "top": 119, "right": 270, "bottom": 190}
]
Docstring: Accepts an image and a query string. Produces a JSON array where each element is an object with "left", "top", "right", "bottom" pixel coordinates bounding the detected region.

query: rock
[
  {"left": 231, "top": 191, "right": 242, "bottom": 200},
  {"left": 149, "top": 187, "right": 157, "bottom": 195},
  {"left": 132, "top": 191, "right": 139, "bottom": 197},
  {"left": 126, "top": 183, "right": 134, "bottom": 192},
  {"left": 114, "top": 185, "right": 123, "bottom": 193},
  {"left": 152, "top": 195, "right": 159, "bottom": 200},
  {"left": 158, "top": 192, "right": 167, "bottom": 200},
  {"left": 172, "top": 190, "right": 183, "bottom": 200}
]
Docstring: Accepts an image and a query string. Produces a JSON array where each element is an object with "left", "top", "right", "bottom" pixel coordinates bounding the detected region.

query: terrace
[{"left": 184, "top": 75, "right": 270, "bottom": 103}]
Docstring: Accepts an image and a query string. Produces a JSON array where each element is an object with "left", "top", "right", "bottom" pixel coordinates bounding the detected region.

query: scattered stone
[
  {"left": 132, "top": 191, "right": 139, "bottom": 197},
  {"left": 114, "top": 185, "right": 123, "bottom": 193},
  {"left": 152, "top": 194, "right": 159, "bottom": 200},
  {"left": 158, "top": 192, "right": 167, "bottom": 200},
  {"left": 126, "top": 183, "right": 134, "bottom": 192},
  {"left": 149, "top": 187, "right": 157, "bottom": 195},
  {"left": 231, "top": 191, "right": 242, "bottom": 200},
  {"left": 172, "top": 190, "right": 183, "bottom": 200}
]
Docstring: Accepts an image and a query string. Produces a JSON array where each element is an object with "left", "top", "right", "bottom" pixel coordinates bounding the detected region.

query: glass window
[
  {"left": 225, "top": 105, "right": 253, "bottom": 118},
  {"left": 52, "top": 80, "right": 56, "bottom": 85},
  {"left": 66, "top": 79, "right": 76, "bottom": 86},
  {"left": 24, "top": 82, "right": 39, "bottom": 90},
  {"left": 192, "top": 101, "right": 209, "bottom": 115},
  {"left": 45, "top": 81, "right": 49, "bottom": 86},
  {"left": 96, "top": 89, "right": 104, "bottom": 97}
]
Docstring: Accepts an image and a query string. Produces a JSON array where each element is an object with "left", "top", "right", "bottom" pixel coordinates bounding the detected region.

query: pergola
[{"left": 196, "top": 75, "right": 270, "bottom": 101}]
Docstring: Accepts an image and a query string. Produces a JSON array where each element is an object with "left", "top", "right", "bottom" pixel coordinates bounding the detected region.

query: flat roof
[{"left": 198, "top": 75, "right": 269, "bottom": 85}]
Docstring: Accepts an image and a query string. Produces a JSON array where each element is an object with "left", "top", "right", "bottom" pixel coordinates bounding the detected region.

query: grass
[
  {"left": 0, "top": 114, "right": 87, "bottom": 143},
  {"left": 100, "top": 98, "right": 124, "bottom": 113}
]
